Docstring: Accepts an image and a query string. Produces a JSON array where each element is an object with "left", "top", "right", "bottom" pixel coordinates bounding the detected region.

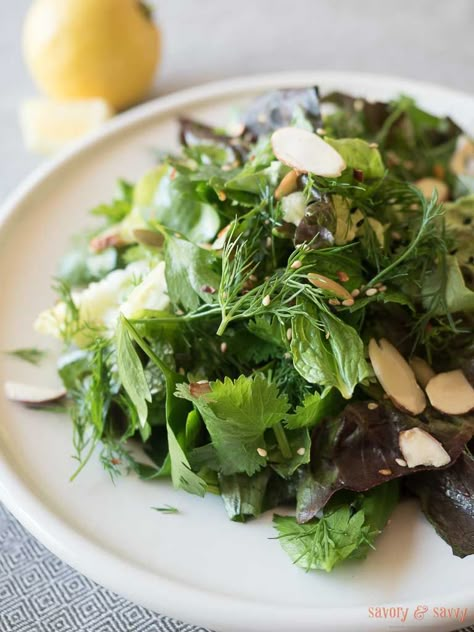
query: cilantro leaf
[
  {"left": 165, "top": 234, "right": 221, "bottom": 311},
  {"left": 273, "top": 482, "right": 398, "bottom": 572},
  {"left": 285, "top": 389, "right": 343, "bottom": 430},
  {"left": 176, "top": 374, "right": 290, "bottom": 476}
]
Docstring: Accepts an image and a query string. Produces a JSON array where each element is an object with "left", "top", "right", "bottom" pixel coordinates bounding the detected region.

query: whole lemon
[{"left": 23, "top": 0, "right": 160, "bottom": 110}]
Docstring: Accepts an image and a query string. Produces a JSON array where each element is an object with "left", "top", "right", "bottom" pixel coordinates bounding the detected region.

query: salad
[{"left": 7, "top": 87, "right": 474, "bottom": 573}]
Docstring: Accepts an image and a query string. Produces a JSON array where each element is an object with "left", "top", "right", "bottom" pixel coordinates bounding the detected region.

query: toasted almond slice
[
  {"left": 132, "top": 229, "right": 164, "bottom": 248},
  {"left": 4, "top": 381, "right": 66, "bottom": 406},
  {"left": 275, "top": 169, "right": 299, "bottom": 200},
  {"left": 271, "top": 127, "right": 346, "bottom": 177},
  {"left": 399, "top": 427, "right": 451, "bottom": 468},
  {"left": 368, "top": 339, "right": 426, "bottom": 415},
  {"left": 307, "top": 273, "right": 353, "bottom": 301},
  {"left": 415, "top": 177, "right": 449, "bottom": 202},
  {"left": 211, "top": 224, "right": 231, "bottom": 250},
  {"left": 425, "top": 369, "right": 474, "bottom": 415},
  {"left": 409, "top": 356, "right": 436, "bottom": 389}
]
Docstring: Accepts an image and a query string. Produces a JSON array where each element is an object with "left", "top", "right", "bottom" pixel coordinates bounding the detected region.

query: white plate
[{"left": 0, "top": 72, "right": 473, "bottom": 632}]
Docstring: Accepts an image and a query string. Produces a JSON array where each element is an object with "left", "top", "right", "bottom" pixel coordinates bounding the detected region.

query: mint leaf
[
  {"left": 290, "top": 302, "right": 371, "bottom": 399},
  {"left": 326, "top": 138, "right": 385, "bottom": 178},
  {"left": 165, "top": 234, "right": 221, "bottom": 311},
  {"left": 116, "top": 316, "right": 151, "bottom": 429},
  {"left": 176, "top": 374, "right": 290, "bottom": 475},
  {"left": 273, "top": 482, "right": 398, "bottom": 572}
]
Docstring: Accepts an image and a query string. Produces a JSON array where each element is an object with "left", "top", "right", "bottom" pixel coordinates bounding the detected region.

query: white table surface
[{"left": 2, "top": 0, "right": 474, "bottom": 200}]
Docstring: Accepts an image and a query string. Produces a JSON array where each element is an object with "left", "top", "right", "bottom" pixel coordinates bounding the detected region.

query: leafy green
[
  {"left": 4, "top": 347, "right": 48, "bottom": 366},
  {"left": 326, "top": 138, "right": 385, "bottom": 179},
  {"left": 285, "top": 389, "right": 343, "bottom": 429},
  {"left": 423, "top": 255, "right": 474, "bottom": 314},
  {"left": 92, "top": 179, "right": 134, "bottom": 224},
  {"left": 290, "top": 302, "right": 371, "bottom": 399},
  {"left": 165, "top": 234, "right": 221, "bottom": 311},
  {"left": 219, "top": 469, "right": 271, "bottom": 522},
  {"left": 274, "top": 482, "right": 399, "bottom": 572},
  {"left": 176, "top": 374, "right": 290, "bottom": 475},
  {"left": 116, "top": 316, "right": 152, "bottom": 430},
  {"left": 122, "top": 317, "right": 206, "bottom": 496}
]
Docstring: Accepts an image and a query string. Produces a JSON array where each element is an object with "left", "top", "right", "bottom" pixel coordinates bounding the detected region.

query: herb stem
[{"left": 273, "top": 422, "right": 292, "bottom": 459}]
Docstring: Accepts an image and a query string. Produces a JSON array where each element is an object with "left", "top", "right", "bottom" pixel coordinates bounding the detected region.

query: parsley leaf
[
  {"left": 176, "top": 374, "right": 290, "bottom": 476},
  {"left": 285, "top": 389, "right": 343, "bottom": 430},
  {"left": 273, "top": 482, "right": 399, "bottom": 572}
]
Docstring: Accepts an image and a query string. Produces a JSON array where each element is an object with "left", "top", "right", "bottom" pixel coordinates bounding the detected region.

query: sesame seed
[
  {"left": 178, "top": 367, "right": 185, "bottom": 375},
  {"left": 286, "top": 328, "right": 292, "bottom": 341},
  {"left": 175, "top": 309, "right": 184, "bottom": 316},
  {"left": 365, "top": 288, "right": 378, "bottom": 297},
  {"left": 369, "top": 142, "right": 379, "bottom": 149},
  {"left": 395, "top": 458, "right": 407, "bottom": 467},
  {"left": 367, "top": 402, "right": 378, "bottom": 410},
  {"left": 257, "top": 113, "right": 267, "bottom": 123},
  {"left": 257, "top": 447, "right": 268, "bottom": 457},
  {"left": 222, "top": 164, "right": 232, "bottom": 172},
  {"left": 264, "top": 219, "right": 270, "bottom": 225},
  {"left": 262, "top": 295, "right": 271, "bottom": 307},
  {"left": 375, "top": 282, "right": 383, "bottom": 288},
  {"left": 328, "top": 298, "right": 341, "bottom": 306},
  {"left": 342, "top": 298, "right": 355, "bottom": 307},
  {"left": 290, "top": 260, "right": 302, "bottom": 270},
  {"left": 284, "top": 352, "right": 291, "bottom": 360},
  {"left": 379, "top": 285, "right": 387, "bottom": 292},
  {"left": 266, "top": 237, "right": 272, "bottom": 248},
  {"left": 391, "top": 231, "right": 402, "bottom": 240},
  {"left": 325, "top": 331, "right": 330, "bottom": 339},
  {"left": 220, "top": 342, "right": 228, "bottom": 353},
  {"left": 337, "top": 271, "right": 350, "bottom": 282},
  {"left": 316, "top": 127, "right": 326, "bottom": 135},
  {"left": 217, "top": 190, "right": 227, "bottom": 202},
  {"left": 378, "top": 468, "right": 392, "bottom": 476},
  {"left": 351, "top": 288, "right": 360, "bottom": 297},
  {"left": 249, "top": 274, "right": 258, "bottom": 282},
  {"left": 296, "top": 447, "right": 306, "bottom": 456},
  {"left": 353, "top": 99, "right": 364, "bottom": 112}
]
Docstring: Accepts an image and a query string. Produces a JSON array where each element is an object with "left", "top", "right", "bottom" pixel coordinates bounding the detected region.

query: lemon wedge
[{"left": 20, "top": 98, "right": 113, "bottom": 155}]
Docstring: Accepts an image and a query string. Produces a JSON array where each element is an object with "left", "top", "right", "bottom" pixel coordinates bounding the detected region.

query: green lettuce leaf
[
  {"left": 165, "top": 234, "right": 221, "bottom": 311},
  {"left": 326, "top": 138, "right": 385, "bottom": 179}
]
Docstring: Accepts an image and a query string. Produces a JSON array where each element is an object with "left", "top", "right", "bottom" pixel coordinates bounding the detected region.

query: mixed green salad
[{"left": 8, "top": 87, "right": 474, "bottom": 573}]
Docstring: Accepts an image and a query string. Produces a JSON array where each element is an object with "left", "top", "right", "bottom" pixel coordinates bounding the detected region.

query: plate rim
[{"left": 1, "top": 70, "right": 473, "bottom": 632}]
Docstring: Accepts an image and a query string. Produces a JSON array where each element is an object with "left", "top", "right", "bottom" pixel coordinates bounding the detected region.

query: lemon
[
  {"left": 23, "top": 0, "right": 160, "bottom": 110},
  {"left": 20, "top": 98, "right": 113, "bottom": 154}
]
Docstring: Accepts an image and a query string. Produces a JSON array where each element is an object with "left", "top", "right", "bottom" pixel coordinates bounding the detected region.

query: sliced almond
[
  {"left": 132, "top": 229, "right": 164, "bottom": 248},
  {"left": 307, "top": 273, "right": 353, "bottom": 301},
  {"left": 409, "top": 356, "right": 436, "bottom": 389},
  {"left": 414, "top": 177, "right": 449, "bottom": 202},
  {"left": 425, "top": 369, "right": 474, "bottom": 415},
  {"left": 4, "top": 381, "right": 66, "bottom": 406},
  {"left": 450, "top": 136, "right": 474, "bottom": 176},
  {"left": 274, "top": 169, "right": 299, "bottom": 200},
  {"left": 399, "top": 427, "right": 451, "bottom": 468},
  {"left": 368, "top": 339, "right": 426, "bottom": 415},
  {"left": 271, "top": 127, "right": 346, "bottom": 177},
  {"left": 211, "top": 224, "right": 231, "bottom": 250}
]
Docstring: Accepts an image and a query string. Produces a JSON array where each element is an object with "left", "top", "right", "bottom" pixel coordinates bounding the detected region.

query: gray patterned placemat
[{"left": 0, "top": 501, "right": 472, "bottom": 632}]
